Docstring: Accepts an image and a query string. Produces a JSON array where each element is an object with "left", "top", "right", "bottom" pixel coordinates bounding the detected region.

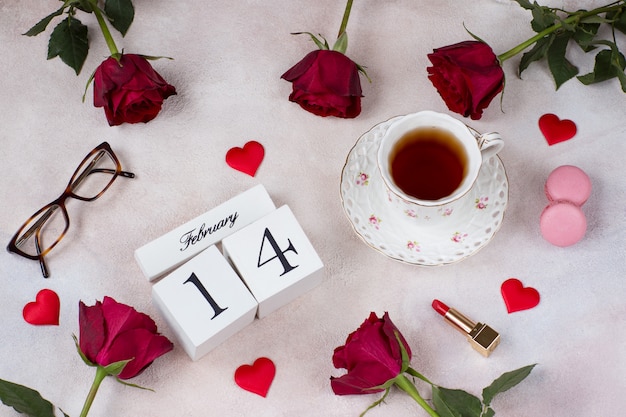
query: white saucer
[{"left": 340, "top": 117, "right": 509, "bottom": 266}]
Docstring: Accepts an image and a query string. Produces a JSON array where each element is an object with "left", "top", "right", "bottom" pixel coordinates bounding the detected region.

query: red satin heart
[
  {"left": 225, "top": 141, "right": 265, "bottom": 177},
  {"left": 538, "top": 113, "right": 577, "bottom": 146},
  {"left": 23, "top": 289, "right": 60, "bottom": 325},
  {"left": 234, "top": 357, "right": 276, "bottom": 397},
  {"left": 501, "top": 278, "right": 540, "bottom": 313}
]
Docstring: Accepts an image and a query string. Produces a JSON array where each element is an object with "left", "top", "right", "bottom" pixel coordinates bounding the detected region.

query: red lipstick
[{"left": 432, "top": 299, "right": 500, "bottom": 357}]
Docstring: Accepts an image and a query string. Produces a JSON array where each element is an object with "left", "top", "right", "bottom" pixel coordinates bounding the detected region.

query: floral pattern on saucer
[{"left": 340, "top": 117, "right": 509, "bottom": 266}]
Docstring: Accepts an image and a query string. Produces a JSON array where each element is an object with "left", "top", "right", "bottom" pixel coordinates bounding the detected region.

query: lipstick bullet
[{"left": 432, "top": 299, "right": 500, "bottom": 357}]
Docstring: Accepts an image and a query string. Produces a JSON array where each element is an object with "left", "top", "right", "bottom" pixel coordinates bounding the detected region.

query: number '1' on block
[{"left": 152, "top": 245, "right": 258, "bottom": 361}]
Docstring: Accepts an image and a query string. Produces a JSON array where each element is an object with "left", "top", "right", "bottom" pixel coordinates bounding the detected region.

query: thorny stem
[
  {"left": 394, "top": 374, "right": 440, "bottom": 417},
  {"left": 79, "top": 366, "right": 107, "bottom": 417},
  {"left": 497, "top": 2, "right": 625, "bottom": 62},
  {"left": 338, "top": 0, "right": 354, "bottom": 38},
  {"left": 91, "top": 3, "right": 120, "bottom": 58}
]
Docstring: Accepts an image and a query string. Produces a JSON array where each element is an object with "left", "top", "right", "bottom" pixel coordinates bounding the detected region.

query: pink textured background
[{"left": 1, "top": 1, "right": 624, "bottom": 416}]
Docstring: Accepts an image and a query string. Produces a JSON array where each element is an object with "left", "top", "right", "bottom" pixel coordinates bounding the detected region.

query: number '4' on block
[{"left": 222, "top": 205, "right": 324, "bottom": 319}]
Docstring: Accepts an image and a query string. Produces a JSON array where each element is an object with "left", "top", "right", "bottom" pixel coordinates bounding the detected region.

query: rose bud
[
  {"left": 78, "top": 296, "right": 173, "bottom": 380},
  {"left": 93, "top": 53, "right": 176, "bottom": 126},
  {"left": 427, "top": 40, "right": 504, "bottom": 120},
  {"left": 331, "top": 312, "right": 411, "bottom": 395},
  {"left": 281, "top": 49, "right": 363, "bottom": 119}
]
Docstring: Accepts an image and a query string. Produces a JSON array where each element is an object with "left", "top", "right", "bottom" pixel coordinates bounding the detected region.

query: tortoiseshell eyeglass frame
[{"left": 7, "top": 142, "right": 135, "bottom": 278}]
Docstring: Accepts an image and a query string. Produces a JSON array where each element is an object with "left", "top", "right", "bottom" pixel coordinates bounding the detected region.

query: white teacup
[{"left": 377, "top": 111, "right": 504, "bottom": 223}]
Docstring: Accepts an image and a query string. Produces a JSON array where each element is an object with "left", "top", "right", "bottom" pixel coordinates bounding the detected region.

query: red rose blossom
[
  {"left": 427, "top": 40, "right": 504, "bottom": 120},
  {"left": 78, "top": 296, "right": 173, "bottom": 380},
  {"left": 281, "top": 49, "right": 363, "bottom": 118},
  {"left": 93, "top": 54, "right": 177, "bottom": 126},
  {"left": 331, "top": 312, "right": 412, "bottom": 395}
]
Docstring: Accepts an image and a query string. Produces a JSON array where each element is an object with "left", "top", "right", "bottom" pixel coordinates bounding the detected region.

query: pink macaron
[
  {"left": 540, "top": 201, "right": 587, "bottom": 247},
  {"left": 544, "top": 165, "right": 591, "bottom": 206}
]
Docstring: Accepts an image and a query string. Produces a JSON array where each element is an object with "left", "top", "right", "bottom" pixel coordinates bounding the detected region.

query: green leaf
[
  {"left": 394, "top": 331, "right": 411, "bottom": 373},
  {"left": 481, "top": 407, "right": 495, "bottom": 417},
  {"left": 47, "top": 16, "right": 89, "bottom": 75},
  {"left": 0, "top": 378, "right": 56, "bottom": 417},
  {"left": 572, "top": 22, "right": 600, "bottom": 52},
  {"left": 615, "top": 66, "right": 626, "bottom": 92},
  {"left": 358, "top": 387, "right": 390, "bottom": 417},
  {"left": 530, "top": 6, "right": 557, "bottom": 32},
  {"left": 362, "top": 377, "right": 396, "bottom": 393},
  {"left": 23, "top": 6, "right": 66, "bottom": 37},
  {"left": 547, "top": 32, "right": 578, "bottom": 89},
  {"left": 519, "top": 34, "right": 554, "bottom": 76},
  {"left": 332, "top": 31, "right": 348, "bottom": 54},
  {"left": 579, "top": 15, "right": 612, "bottom": 25},
  {"left": 482, "top": 364, "right": 537, "bottom": 406},
  {"left": 463, "top": 23, "right": 487, "bottom": 44},
  {"left": 103, "top": 358, "right": 133, "bottom": 377},
  {"left": 114, "top": 377, "right": 154, "bottom": 392},
  {"left": 137, "top": 55, "right": 174, "bottom": 62},
  {"left": 405, "top": 367, "right": 434, "bottom": 385},
  {"left": 73, "top": 334, "right": 96, "bottom": 367},
  {"left": 557, "top": 15, "right": 577, "bottom": 33},
  {"left": 512, "top": 0, "right": 535, "bottom": 11},
  {"left": 75, "top": 0, "right": 95, "bottom": 13},
  {"left": 291, "top": 32, "right": 329, "bottom": 50},
  {"left": 356, "top": 63, "right": 371, "bottom": 83},
  {"left": 433, "top": 386, "right": 482, "bottom": 417},
  {"left": 105, "top": 0, "right": 135, "bottom": 36},
  {"left": 607, "top": 9, "right": 626, "bottom": 35},
  {"left": 577, "top": 41, "right": 626, "bottom": 90}
]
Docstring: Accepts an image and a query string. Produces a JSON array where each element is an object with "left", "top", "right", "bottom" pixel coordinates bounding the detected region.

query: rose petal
[
  {"left": 78, "top": 300, "right": 106, "bottom": 363},
  {"left": 99, "top": 297, "right": 158, "bottom": 352},
  {"left": 98, "top": 328, "right": 174, "bottom": 379}
]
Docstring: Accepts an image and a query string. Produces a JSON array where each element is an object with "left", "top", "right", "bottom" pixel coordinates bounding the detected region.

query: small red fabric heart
[
  {"left": 501, "top": 278, "right": 540, "bottom": 313},
  {"left": 538, "top": 113, "right": 577, "bottom": 146},
  {"left": 225, "top": 141, "right": 265, "bottom": 177},
  {"left": 234, "top": 357, "right": 276, "bottom": 397},
  {"left": 23, "top": 289, "right": 60, "bottom": 325}
]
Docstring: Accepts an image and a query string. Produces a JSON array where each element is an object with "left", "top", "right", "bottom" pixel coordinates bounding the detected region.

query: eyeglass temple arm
[
  {"left": 90, "top": 168, "right": 135, "bottom": 178},
  {"left": 34, "top": 231, "right": 50, "bottom": 278},
  {"left": 70, "top": 151, "right": 135, "bottom": 196},
  {"left": 72, "top": 150, "right": 135, "bottom": 185}
]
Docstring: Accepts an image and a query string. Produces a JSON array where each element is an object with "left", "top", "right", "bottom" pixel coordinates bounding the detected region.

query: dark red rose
[
  {"left": 93, "top": 54, "right": 176, "bottom": 126},
  {"left": 330, "top": 312, "right": 412, "bottom": 395},
  {"left": 79, "top": 296, "right": 173, "bottom": 380},
  {"left": 427, "top": 40, "right": 504, "bottom": 120},
  {"left": 281, "top": 49, "right": 363, "bottom": 118}
]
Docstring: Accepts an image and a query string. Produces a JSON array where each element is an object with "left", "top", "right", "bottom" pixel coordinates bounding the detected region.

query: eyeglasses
[{"left": 7, "top": 142, "right": 135, "bottom": 278}]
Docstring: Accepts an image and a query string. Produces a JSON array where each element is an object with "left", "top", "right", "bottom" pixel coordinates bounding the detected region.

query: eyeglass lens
[{"left": 10, "top": 144, "right": 133, "bottom": 277}]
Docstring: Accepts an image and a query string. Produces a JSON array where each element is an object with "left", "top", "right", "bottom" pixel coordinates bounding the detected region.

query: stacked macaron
[{"left": 540, "top": 165, "right": 592, "bottom": 247}]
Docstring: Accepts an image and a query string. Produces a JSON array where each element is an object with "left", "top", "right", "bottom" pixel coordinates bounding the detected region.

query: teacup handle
[{"left": 476, "top": 132, "right": 504, "bottom": 160}]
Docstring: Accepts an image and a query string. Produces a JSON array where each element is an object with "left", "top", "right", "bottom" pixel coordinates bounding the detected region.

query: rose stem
[
  {"left": 79, "top": 366, "right": 108, "bottom": 417},
  {"left": 394, "top": 375, "right": 441, "bottom": 417},
  {"left": 91, "top": 4, "right": 120, "bottom": 58},
  {"left": 497, "top": 2, "right": 624, "bottom": 62},
  {"left": 337, "top": 0, "right": 354, "bottom": 38}
]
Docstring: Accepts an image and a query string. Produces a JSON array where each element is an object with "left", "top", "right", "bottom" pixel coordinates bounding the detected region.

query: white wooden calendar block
[
  {"left": 152, "top": 245, "right": 258, "bottom": 361},
  {"left": 221, "top": 205, "right": 324, "bottom": 319},
  {"left": 135, "top": 184, "right": 275, "bottom": 282}
]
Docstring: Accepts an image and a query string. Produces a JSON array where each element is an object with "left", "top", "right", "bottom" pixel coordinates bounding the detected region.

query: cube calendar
[
  {"left": 152, "top": 245, "right": 258, "bottom": 361},
  {"left": 146, "top": 186, "right": 324, "bottom": 361}
]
